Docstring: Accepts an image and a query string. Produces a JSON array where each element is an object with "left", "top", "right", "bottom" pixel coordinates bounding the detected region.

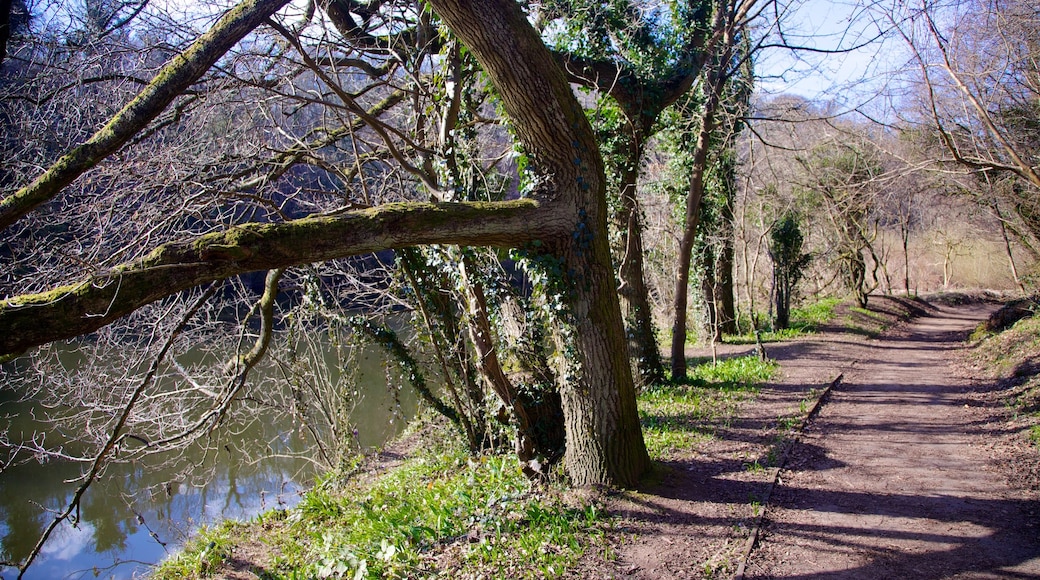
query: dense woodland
[{"left": 0, "top": 0, "right": 1037, "bottom": 575}]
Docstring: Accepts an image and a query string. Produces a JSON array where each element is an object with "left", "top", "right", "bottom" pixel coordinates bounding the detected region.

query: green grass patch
[
  {"left": 153, "top": 521, "right": 245, "bottom": 579},
  {"left": 156, "top": 447, "right": 603, "bottom": 579},
  {"left": 157, "top": 356, "right": 782, "bottom": 578},
  {"left": 689, "top": 355, "right": 777, "bottom": 387},
  {"left": 969, "top": 312, "right": 1040, "bottom": 453},
  {"left": 725, "top": 298, "right": 841, "bottom": 344},
  {"left": 790, "top": 297, "right": 841, "bottom": 330},
  {"left": 640, "top": 356, "right": 778, "bottom": 459},
  {"left": 971, "top": 314, "right": 1040, "bottom": 378}
]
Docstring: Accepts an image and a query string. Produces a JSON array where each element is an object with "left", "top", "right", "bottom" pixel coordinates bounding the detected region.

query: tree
[
  {"left": 538, "top": 0, "right": 714, "bottom": 388},
  {"left": 0, "top": 0, "right": 29, "bottom": 68},
  {"left": 668, "top": 0, "right": 758, "bottom": 379},
  {"left": 694, "top": 46, "right": 752, "bottom": 342},
  {"left": 795, "top": 139, "right": 884, "bottom": 307},
  {"left": 0, "top": 0, "right": 650, "bottom": 497},
  {"left": 891, "top": 0, "right": 1040, "bottom": 241},
  {"left": 768, "top": 211, "right": 810, "bottom": 329}
]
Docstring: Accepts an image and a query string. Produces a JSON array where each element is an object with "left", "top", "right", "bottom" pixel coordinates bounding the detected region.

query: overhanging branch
[
  {"left": 0, "top": 199, "right": 553, "bottom": 359},
  {"left": 0, "top": 0, "right": 292, "bottom": 232}
]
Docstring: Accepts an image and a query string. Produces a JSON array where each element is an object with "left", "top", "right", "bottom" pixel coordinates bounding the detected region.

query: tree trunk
[
  {"left": 701, "top": 250, "right": 722, "bottom": 342},
  {"left": 718, "top": 235, "right": 737, "bottom": 334},
  {"left": 717, "top": 179, "right": 737, "bottom": 335},
  {"left": 774, "top": 267, "right": 791, "bottom": 329},
  {"left": 459, "top": 256, "right": 564, "bottom": 472},
  {"left": 902, "top": 221, "right": 911, "bottom": 295},
  {"left": 430, "top": 0, "right": 650, "bottom": 486},
  {"left": 616, "top": 156, "right": 665, "bottom": 388},
  {"left": 994, "top": 202, "right": 1027, "bottom": 295},
  {"left": 670, "top": 102, "right": 715, "bottom": 380},
  {"left": 0, "top": 0, "right": 13, "bottom": 68},
  {"left": 669, "top": 6, "right": 730, "bottom": 381}
]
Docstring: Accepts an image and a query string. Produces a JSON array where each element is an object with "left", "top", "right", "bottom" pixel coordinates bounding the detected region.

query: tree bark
[
  {"left": 717, "top": 173, "right": 738, "bottom": 335},
  {"left": 616, "top": 146, "right": 665, "bottom": 388},
  {"left": 0, "top": 200, "right": 545, "bottom": 358},
  {"left": 718, "top": 232, "right": 737, "bottom": 334},
  {"left": 429, "top": 0, "right": 649, "bottom": 486},
  {"left": 669, "top": 6, "right": 731, "bottom": 381},
  {"left": 459, "top": 256, "right": 564, "bottom": 469},
  {"left": 670, "top": 102, "right": 715, "bottom": 380}
]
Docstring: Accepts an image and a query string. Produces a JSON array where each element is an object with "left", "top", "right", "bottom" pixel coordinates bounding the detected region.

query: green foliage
[
  {"left": 769, "top": 212, "right": 812, "bottom": 329},
  {"left": 157, "top": 445, "right": 603, "bottom": 579},
  {"left": 152, "top": 521, "right": 244, "bottom": 579},
  {"left": 640, "top": 356, "right": 777, "bottom": 458},
  {"left": 541, "top": 0, "right": 712, "bottom": 81},
  {"left": 689, "top": 355, "right": 777, "bottom": 387},
  {"left": 509, "top": 244, "right": 581, "bottom": 387},
  {"left": 789, "top": 297, "right": 841, "bottom": 330}
]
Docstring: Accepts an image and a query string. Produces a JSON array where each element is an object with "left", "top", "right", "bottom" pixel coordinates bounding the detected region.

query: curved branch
[
  {"left": 924, "top": 10, "right": 1040, "bottom": 189},
  {"left": 0, "top": 199, "right": 556, "bottom": 359},
  {"left": 12, "top": 285, "right": 217, "bottom": 579},
  {"left": 0, "top": 0, "right": 291, "bottom": 232}
]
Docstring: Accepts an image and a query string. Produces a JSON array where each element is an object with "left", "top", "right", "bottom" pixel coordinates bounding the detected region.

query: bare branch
[
  {"left": 0, "top": 199, "right": 549, "bottom": 359},
  {"left": 0, "top": 0, "right": 291, "bottom": 231}
]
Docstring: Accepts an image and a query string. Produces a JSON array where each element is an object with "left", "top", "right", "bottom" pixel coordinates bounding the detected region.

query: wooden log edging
[{"left": 732, "top": 370, "right": 846, "bottom": 580}]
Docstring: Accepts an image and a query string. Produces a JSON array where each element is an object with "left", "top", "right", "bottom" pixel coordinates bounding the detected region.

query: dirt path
[
  {"left": 577, "top": 299, "right": 1040, "bottom": 579},
  {"left": 745, "top": 302, "right": 1040, "bottom": 579}
]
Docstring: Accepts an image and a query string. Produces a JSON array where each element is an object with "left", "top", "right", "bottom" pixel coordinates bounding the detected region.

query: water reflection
[
  {"left": 0, "top": 405, "right": 312, "bottom": 579},
  {"left": 0, "top": 332, "right": 420, "bottom": 579}
]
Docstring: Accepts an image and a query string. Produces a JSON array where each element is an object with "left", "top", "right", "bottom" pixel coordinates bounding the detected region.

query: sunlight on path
[{"left": 747, "top": 304, "right": 1040, "bottom": 579}]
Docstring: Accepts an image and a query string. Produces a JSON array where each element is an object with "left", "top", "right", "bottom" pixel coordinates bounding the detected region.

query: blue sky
[{"left": 753, "top": 0, "right": 903, "bottom": 108}]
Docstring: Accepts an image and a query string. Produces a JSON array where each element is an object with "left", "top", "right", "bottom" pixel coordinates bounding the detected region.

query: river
[{"left": 0, "top": 333, "right": 419, "bottom": 579}]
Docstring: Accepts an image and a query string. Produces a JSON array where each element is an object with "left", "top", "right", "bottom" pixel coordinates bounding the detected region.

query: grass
[
  {"left": 156, "top": 356, "right": 780, "bottom": 578},
  {"left": 640, "top": 355, "right": 778, "bottom": 459},
  {"left": 724, "top": 298, "right": 841, "bottom": 344},
  {"left": 969, "top": 312, "right": 1040, "bottom": 451},
  {"left": 154, "top": 522, "right": 245, "bottom": 578},
  {"left": 974, "top": 315, "right": 1040, "bottom": 378},
  {"left": 155, "top": 443, "right": 604, "bottom": 579},
  {"left": 790, "top": 297, "right": 842, "bottom": 330}
]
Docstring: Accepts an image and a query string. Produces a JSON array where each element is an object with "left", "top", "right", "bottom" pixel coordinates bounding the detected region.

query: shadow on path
[{"left": 745, "top": 303, "right": 1040, "bottom": 579}]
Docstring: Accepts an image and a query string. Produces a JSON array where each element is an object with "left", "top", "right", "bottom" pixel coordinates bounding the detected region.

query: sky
[{"left": 752, "top": 0, "right": 907, "bottom": 110}]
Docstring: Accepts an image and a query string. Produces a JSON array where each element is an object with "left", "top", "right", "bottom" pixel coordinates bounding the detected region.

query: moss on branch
[{"left": 0, "top": 199, "right": 553, "bottom": 359}]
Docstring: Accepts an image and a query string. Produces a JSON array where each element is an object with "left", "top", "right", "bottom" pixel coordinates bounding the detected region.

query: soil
[{"left": 573, "top": 296, "right": 1040, "bottom": 579}]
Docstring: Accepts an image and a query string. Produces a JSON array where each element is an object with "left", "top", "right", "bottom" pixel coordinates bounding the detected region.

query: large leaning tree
[{"left": 0, "top": 0, "right": 652, "bottom": 487}]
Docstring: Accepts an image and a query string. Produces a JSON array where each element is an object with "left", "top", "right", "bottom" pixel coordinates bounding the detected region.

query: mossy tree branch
[
  {"left": 0, "top": 0, "right": 291, "bottom": 232},
  {"left": 0, "top": 200, "right": 547, "bottom": 359}
]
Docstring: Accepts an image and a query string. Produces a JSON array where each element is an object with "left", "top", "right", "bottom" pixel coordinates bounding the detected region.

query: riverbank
[
  {"left": 156, "top": 354, "right": 778, "bottom": 578},
  {"left": 156, "top": 293, "right": 1040, "bottom": 578}
]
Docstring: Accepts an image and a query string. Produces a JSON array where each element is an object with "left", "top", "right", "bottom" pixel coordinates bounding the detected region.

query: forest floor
[{"left": 573, "top": 296, "right": 1040, "bottom": 579}]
